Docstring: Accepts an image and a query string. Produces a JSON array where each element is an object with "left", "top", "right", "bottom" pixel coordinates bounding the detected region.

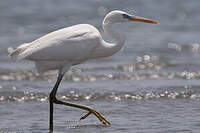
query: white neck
[{"left": 100, "top": 20, "right": 126, "bottom": 57}]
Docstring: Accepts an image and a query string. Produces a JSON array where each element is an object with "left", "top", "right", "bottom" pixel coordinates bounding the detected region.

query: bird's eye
[{"left": 122, "top": 14, "right": 130, "bottom": 19}]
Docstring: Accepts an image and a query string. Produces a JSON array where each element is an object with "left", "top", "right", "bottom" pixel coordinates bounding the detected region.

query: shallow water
[{"left": 1, "top": 0, "right": 200, "bottom": 133}]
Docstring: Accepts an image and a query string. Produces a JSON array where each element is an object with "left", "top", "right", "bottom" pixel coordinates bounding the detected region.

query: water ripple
[
  {"left": 0, "top": 90, "right": 200, "bottom": 102},
  {"left": 0, "top": 69, "right": 199, "bottom": 82}
]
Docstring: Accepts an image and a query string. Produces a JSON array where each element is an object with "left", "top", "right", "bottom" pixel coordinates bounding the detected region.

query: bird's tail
[{"left": 8, "top": 43, "right": 30, "bottom": 60}]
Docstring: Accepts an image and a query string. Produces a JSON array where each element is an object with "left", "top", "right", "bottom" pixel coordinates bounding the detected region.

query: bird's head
[{"left": 103, "top": 10, "right": 159, "bottom": 25}]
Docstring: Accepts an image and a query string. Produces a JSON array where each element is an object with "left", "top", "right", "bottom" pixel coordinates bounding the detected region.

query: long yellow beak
[{"left": 130, "top": 15, "right": 159, "bottom": 24}]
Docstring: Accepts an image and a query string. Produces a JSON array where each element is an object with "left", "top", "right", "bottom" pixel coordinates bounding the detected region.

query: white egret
[{"left": 9, "top": 10, "right": 159, "bottom": 131}]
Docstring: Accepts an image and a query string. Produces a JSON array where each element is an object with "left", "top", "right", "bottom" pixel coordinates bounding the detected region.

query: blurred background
[{"left": 1, "top": 0, "right": 200, "bottom": 132}]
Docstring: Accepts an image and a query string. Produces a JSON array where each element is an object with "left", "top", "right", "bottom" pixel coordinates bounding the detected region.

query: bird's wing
[{"left": 17, "top": 24, "right": 102, "bottom": 62}]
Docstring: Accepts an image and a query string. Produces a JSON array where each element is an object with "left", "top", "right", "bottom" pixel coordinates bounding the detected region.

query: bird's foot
[
  {"left": 80, "top": 109, "right": 111, "bottom": 125},
  {"left": 80, "top": 112, "right": 92, "bottom": 120}
]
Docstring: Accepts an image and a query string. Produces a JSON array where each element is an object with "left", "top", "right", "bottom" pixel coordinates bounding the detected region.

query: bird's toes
[{"left": 80, "top": 111, "right": 92, "bottom": 120}]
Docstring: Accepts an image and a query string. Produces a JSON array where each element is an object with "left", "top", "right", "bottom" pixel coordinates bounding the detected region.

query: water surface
[{"left": 1, "top": 0, "right": 200, "bottom": 132}]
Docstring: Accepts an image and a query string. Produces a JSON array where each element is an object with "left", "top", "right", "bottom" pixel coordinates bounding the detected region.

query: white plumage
[
  {"left": 10, "top": 24, "right": 104, "bottom": 72},
  {"left": 10, "top": 10, "right": 158, "bottom": 74}
]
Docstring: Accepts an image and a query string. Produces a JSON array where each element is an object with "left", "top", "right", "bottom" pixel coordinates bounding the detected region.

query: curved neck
[{"left": 101, "top": 21, "right": 126, "bottom": 56}]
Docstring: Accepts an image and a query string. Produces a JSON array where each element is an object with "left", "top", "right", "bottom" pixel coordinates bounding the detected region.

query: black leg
[
  {"left": 49, "top": 73, "right": 64, "bottom": 131},
  {"left": 49, "top": 98, "right": 53, "bottom": 131},
  {"left": 49, "top": 72, "right": 111, "bottom": 131}
]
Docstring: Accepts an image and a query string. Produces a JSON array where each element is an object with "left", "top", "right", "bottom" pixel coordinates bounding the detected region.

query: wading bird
[{"left": 9, "top": 10, "right": 159, "bottom": 131}]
